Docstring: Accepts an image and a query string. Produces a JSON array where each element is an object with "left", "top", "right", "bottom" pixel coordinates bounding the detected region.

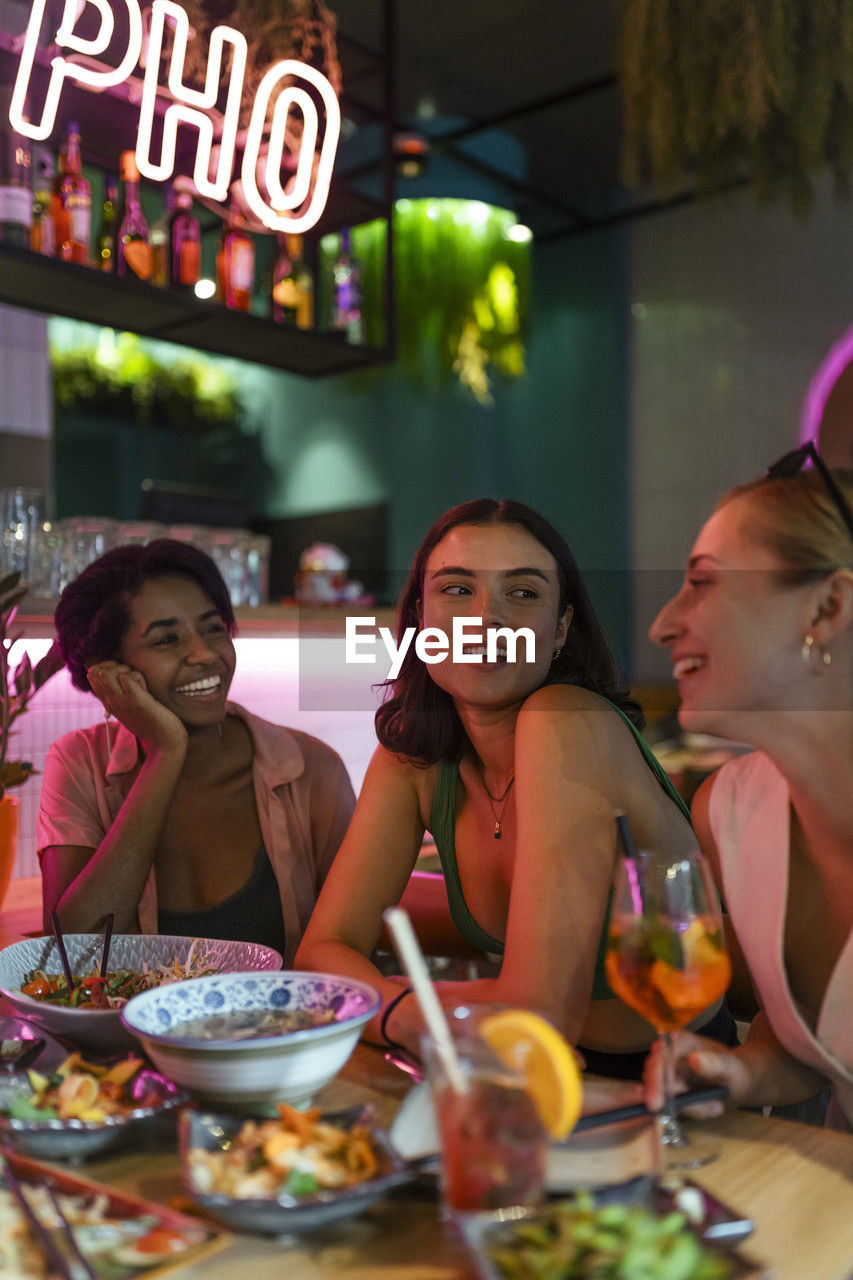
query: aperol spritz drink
[{"left": 606, "top": 847, "right": 731, "bottom": 1167}]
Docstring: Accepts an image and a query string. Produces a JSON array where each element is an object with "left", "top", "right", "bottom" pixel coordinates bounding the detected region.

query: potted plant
[{"left": 0, "top": 571, "right": 63, "bottom": 904}]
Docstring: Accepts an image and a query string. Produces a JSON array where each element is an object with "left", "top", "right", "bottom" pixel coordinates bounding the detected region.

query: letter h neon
[{"left": 136, "top": 0, "right": 246, "bottom": 201}]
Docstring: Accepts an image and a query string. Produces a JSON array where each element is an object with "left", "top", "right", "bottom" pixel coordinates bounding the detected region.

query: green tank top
[{"left": 427, "top": 698, "right": 692, "bottom": 1002}]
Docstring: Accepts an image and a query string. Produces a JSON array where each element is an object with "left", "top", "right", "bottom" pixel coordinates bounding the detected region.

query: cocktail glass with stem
[{"left": 605, "top": 846, "right": 731, "bottom": 1168}]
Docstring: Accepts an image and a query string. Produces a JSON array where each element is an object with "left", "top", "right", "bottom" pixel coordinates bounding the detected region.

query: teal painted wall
[
  {"left": 243, "top": 224, "right": 631, "bottom": 666},
  {"left": 49, "top": 220, "right": 631, "bottom": 667}
]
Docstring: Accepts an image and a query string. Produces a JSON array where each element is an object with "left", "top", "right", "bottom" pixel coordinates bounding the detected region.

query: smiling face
[
  {"left": 420, "top": 521, "right": 570, "bottom": 714},
  {"left": 649, "top": 497, "right": 820, "bottom": 734},
  {"left": 118, "top": 574, "right": 235, "bottom": 727}
]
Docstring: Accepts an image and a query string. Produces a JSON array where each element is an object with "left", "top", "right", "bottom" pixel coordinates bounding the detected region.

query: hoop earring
[{"left": 802, "top": 633, "right": 831, "bottom": 675}]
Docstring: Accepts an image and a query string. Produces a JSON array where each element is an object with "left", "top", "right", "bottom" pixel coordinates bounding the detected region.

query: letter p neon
[{"left": 11, "top": 0, "right": 143, "bottom": 140}]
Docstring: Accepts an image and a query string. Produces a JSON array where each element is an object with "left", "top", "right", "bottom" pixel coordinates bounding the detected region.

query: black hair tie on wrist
[{"left": 379, "top": 985, "right": 414, "bottom": 1050}]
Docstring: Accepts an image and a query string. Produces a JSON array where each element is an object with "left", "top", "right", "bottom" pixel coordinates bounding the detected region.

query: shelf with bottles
[
  {"left": 0, "top": 37, "right": 393, "bottom": 375},
  {"left": 0, "top": 238, "right": 387, "bottom": 375},
  {"left": 0, "top": 118, "right": 390, "bottom": 373}
]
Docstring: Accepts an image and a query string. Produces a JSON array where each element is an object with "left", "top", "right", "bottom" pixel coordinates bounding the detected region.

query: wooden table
[
  {"left": 76, "top": 1046, "right": 852, "bottom": 1280},
  {"left": 2, "top": 883, "right": 851, "bottom": 1278}
]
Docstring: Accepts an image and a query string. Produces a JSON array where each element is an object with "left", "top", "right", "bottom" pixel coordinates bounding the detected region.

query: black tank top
[{"left": 157, "top": 845, "right": 286, "bottom": 957}]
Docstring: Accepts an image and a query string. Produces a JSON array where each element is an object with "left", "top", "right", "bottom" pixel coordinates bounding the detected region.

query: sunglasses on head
[{"left": 766, "top": 441, "right": 853, "bottom": 543}]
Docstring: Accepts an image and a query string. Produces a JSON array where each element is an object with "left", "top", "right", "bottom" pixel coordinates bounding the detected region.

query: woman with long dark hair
[{"left": 298, "top": 499, "right": 737, "bottom": 1072}]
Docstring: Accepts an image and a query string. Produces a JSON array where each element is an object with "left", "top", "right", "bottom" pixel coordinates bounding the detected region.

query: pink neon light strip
[{"left": 800, "top": 325, "right": 853, "bottom": 447}]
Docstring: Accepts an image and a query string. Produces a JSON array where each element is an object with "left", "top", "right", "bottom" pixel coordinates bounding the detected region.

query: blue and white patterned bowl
[{"left": 120, "top": 971, "right": 380, "bottom": 1109}]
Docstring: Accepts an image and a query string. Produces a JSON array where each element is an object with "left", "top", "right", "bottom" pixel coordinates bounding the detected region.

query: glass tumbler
[
  {"left": 207, "top": 528, "right": 251, "bottom": 606},
  {"left": 244, "top": 533, "right": 271, "bottom": 606},
  {"left": 0, "top": 487, "right": 44, "bottom": 583},
  {"left": 422, "top": 1021, "right": 548, "bottom": 1215},
  {"left": 116, "top": 521, "right": 168, "bottom": 546},
  {"left": 57, "top": 516, "right": 120, "bottom": 590}
]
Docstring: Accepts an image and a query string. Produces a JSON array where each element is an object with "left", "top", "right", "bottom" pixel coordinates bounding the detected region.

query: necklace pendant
[{"left": 494, "top": 822, "right": 501, "bottom": 839}]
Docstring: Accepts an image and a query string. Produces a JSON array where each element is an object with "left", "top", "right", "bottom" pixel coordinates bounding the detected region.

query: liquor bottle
[
  {"left": 115, "top": 150, "right": 152, "bottom": 280},
  {"left": 271, "top": 232, "right": 313, "bottom": 327},
  {"left": 30, "top": 146, "right": 55, "bottom": 256},
  {"left": 0, "top": 93, "right": 32, "bottom": 248},
  {"left": 271, "top": 232, "right": 298, "bottom": 324},
  {"left": 168, "top": 190, "right": 200, "bottom": 289},
  {"left": 216, "top": 197, "right": 254, "bottom": 310},
  {"left": 50, "top": 135, "right": 69, "bottom": 256},
  {"left": 30, "top": 184, "right": 53, "bottom": 255},
  {"left": 93, "top": 172, "right": 118, "bottom": 271},
  {"left": 330, "top": 227, "right": 364, "bottom": 342},
  {"left": 150, "top": 185, "right": 177, "bottom": 286},
  {"left": 56, "top": 121, "right": 90, "bottom": 263},
  {"left": 291, "top": 234, "right": 314, "bottom": 329}
]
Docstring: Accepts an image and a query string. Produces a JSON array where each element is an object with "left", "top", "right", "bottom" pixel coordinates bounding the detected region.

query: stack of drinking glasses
[{"left": 3, "top": 502, "right": 271, "bottom": 607}]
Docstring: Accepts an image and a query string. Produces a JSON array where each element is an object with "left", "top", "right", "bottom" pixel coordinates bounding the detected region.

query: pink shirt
[
  {"left": 709, "top": 751, "right": 853, "bottom": 1128},
  {"left": 36, "top": 703, "right": 356, "bottom": 966}
]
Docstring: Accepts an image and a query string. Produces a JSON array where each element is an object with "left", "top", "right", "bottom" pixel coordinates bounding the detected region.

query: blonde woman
[{"left": 647, "top": 446, "right": 853, "bottom": 1129}]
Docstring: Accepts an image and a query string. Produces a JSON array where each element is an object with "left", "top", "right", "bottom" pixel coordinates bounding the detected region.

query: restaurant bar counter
[{"left": 0, "top": 883, "right": 851, "bottom": 1278}]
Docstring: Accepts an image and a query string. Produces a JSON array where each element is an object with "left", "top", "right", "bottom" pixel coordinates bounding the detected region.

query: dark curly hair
[
  {"left": 55, "top": 539, "right": 236, "bottom": 693},
  {"left": 375, "top": 498, "right": 641, "bottom": 763}
]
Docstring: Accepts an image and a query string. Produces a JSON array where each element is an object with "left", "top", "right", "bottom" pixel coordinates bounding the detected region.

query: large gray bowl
[{"left": 0, "top": 934, "right": 282, "bottom": 1054}]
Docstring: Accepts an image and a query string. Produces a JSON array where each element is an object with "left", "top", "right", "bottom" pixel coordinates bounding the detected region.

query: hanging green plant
[
  {"left": 619, "top": 0, "right": 853, "bottom": 212},
  {"left": 319, "top": 200, "right": 530, "bottom": 405},
  {"left": 52, "top": 336, "right": 244, "bottom": 435}
]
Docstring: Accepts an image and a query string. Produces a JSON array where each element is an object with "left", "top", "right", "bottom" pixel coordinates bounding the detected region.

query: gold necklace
[{"left": 481, "top": 773, "right": 515, "bottom": 840}]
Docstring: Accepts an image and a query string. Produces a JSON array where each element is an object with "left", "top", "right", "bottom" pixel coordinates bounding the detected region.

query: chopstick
[
  {"left": 1, "top": 1160, "right": 78, "bottom": 1280},
  {"left": 573, "top": 1085, "right": 730, "bottom": 1133},
  {"left": 49, "top": 910, "right": 75, "bottom": 996},
  {"left": 43, "top": 1182, "right": 98, "bottom": 1280},
  {"left": 99, "top": 914, "right": 115, "bottom": 980}
]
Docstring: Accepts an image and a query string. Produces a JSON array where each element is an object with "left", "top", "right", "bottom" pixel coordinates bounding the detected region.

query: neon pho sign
[{"left": 9, "top": 0, "right": 341, "bottom": 233}]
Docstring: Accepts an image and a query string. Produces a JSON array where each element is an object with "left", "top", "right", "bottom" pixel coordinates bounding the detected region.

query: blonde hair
[{"left": 718, "top": 467, "right": 853, "bottom": 578}]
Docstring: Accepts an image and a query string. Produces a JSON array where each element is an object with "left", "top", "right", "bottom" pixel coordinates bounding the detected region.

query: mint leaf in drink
[{"left": 646, "top": 924, "right": 686, "bottom": 970}]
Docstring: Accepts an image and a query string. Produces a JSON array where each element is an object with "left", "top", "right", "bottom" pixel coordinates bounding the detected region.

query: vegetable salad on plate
[{"left": 20, "top": 943, "right": 219, "bottom": 1010}]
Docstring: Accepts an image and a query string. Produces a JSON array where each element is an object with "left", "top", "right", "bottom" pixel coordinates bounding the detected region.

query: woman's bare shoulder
[
  {"left": 518, "top": 683, "right": 630, "bottom": 737},
  {"left": 363, "top": 743, "right": 440, "bottom": 804},
  {"left": 367, "top": 742, "right": 435, "bottom": 778},
  {"left": 516, "top": 685, "right": 644, "bottom": 773}
]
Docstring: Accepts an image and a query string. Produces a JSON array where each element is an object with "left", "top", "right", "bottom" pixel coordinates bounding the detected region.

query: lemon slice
[{"left": 479, "top": 1009, "right": 583, "bottom": 1139}]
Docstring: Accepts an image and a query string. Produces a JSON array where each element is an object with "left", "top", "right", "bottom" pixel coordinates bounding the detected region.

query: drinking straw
[
  {"left": 49, "top": 910, "right": 75, "bottom": 995},
  {"left": 614, "top": 809, "right": 638, "bottom": 861},
  {"left": 99, "top": 914, "right": 115, "bottom": 980},
  {"left": 382, "top": 906, "right": 468, "bottom": 1094}
]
